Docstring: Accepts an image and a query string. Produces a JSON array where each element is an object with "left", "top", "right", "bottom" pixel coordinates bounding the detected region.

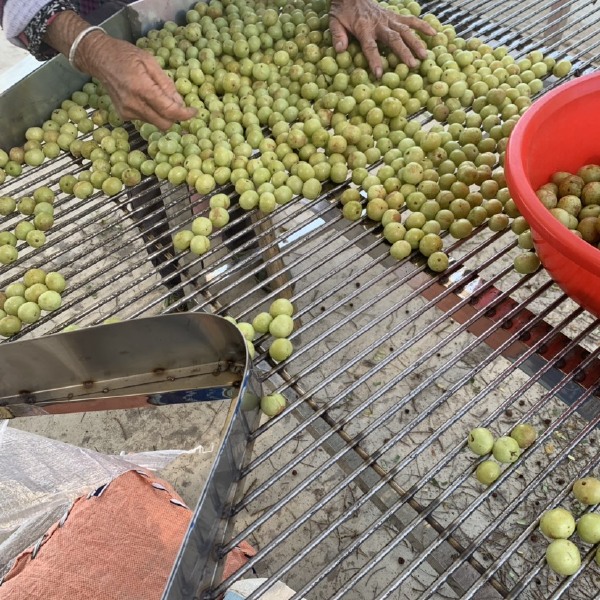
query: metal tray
[{"left": 0, "top": 313, "right": 262, "bottom": 598}]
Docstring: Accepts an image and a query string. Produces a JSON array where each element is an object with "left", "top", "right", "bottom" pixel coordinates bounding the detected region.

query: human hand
[
  {"left": 329, "top": 0, "right": 437, "bottom": 77},
  {"left": 77, "top": 35, "right": 196, "bottom": 130}
]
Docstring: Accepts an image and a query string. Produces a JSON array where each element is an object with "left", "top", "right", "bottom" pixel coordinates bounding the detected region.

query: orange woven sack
[{"left": 0, "top": 469, "right": 192, "bottom": 600}]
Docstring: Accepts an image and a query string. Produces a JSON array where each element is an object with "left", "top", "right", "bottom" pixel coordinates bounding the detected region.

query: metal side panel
[{"left": 127, "top": 0, "right": 201, "bottom": 38}]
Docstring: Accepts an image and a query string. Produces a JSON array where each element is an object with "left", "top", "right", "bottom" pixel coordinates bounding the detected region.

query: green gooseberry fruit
[
  {"left": 546, "top": 539, "right": 580, "bottom": 576},
  {"left": 475, "top": 460, "right": 501, "bottom": 485},
  {"left": 269, "top": 298, "right": 294, "bottom": 317},
  {"left": 510, "top": 423, "right": 537, "bottom": 449},
  {"left": 37, "top": 290, "right": 62, "bottom": 311},
  {"left": 260, "top": 393, "right": 287, "bottom": 417},
  {"left": 573, "top": 477, "right": 600, "bottom": 505},
  {"left": 269, "top": 314, "right": 294, "bottom": 338},
  {"left": 492, "top": 436, "right": 521, "bottom": 463},
  {"left": 252, "top": 312, "right": 273, "bottom": 334},
  {"left": 269, "top": 338, "right": 293, "bottom": 362},
  {"left": 468, "top": 427, "right": 494, "bottom": 455}
]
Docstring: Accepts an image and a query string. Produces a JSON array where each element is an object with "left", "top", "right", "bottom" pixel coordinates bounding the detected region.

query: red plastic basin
[{"left": 505, "top": 72, "right": 600, "bottom": 318}]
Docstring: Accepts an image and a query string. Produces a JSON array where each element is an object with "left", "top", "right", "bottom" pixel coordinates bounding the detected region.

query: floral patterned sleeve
[
  {"left": 23, "top": 0, "right": 79, "bottom": 60},
  {"left": 1, "top": 0, "right": 80, "bottom": 60}
]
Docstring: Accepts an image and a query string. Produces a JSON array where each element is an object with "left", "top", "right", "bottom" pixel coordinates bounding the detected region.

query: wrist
[
  {"left": 71, "top": 29, "right": 110, "bottom": 75},
  {"left": 42, "top": 10, "right": 109, "bottom": 74}
]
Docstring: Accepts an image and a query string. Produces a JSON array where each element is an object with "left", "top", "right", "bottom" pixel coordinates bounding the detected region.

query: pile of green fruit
[
  {"left": 0, "top": 269, "right": 66, "bottom": 336},
  {"left": 0, "top": 0, "right": 574, "bottom": 281},
  {"left": 467, "top": 423, "right": 537, "bottom": 485},
  {"left": 172, "top": 193, "right": 232, "bottom": 255},
  {"left": 540, "top": 476, "right": 600, "bottom": 576},
  {"left": 0, "top": 185, "right": 57, "bottom": 265},
  {"left": 227, "top": 297, "right": 295, "bottom": 362}
]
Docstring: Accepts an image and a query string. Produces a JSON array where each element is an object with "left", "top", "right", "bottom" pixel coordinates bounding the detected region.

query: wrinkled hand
[
  {"left": 329, "top": 0, "right": 437, "bottom": 77},
  {"left": 78, "top": 35, "right": 196, "bottom": 130}
]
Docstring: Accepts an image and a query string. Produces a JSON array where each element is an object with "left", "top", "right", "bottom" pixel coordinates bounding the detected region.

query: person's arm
[
  {"left": 329, "top": 0, "right": 437, "bottom": 78},
  {"left": 43, "top": 10, "right": 196, "bottom": 130},
  {"left": 1, "top": 1, "right": 195, "bottom": 130}
]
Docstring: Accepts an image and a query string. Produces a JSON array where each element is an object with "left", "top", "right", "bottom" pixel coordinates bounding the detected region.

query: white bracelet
[{"left": 68, "top": 26, "right": 106, "bottom": 69}]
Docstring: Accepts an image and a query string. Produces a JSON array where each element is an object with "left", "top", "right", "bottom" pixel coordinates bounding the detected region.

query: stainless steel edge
[
  {"left": 162, "top": 336, "right": 262, "bottom": 600},
  {"left": 0, "top": 313, "right": 248, "bottom": 413},
  {"left": 126, "top": 0, "right": 201, "bottom": 39}
]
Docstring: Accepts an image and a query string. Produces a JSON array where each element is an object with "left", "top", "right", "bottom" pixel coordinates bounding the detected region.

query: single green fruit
[
  {"left": 45, "top": 272, "right": 66, "bottom": 293},
  {"left": 269, "top": 338, "right": 293, "bottom": 362},
  {"left": 0, "top": 315, "right": 22, "bottom": 336},
  {"left": 0, "top": 245, "right": 18, "bottom": 264},
  {"left": 252, "top": 312, "right": 273, "bottom": 334},
  {"left": 510, "top": 423, "right": 537, "bottom": 449},
  {"left": 390, "top": 240, "right": 412, "bottom": 260},
  {"left": 573, "top": 477, "right": 600, "bottom": 505},
  {"left": 576, "top": 513, "right": 600, "bottom": 544},
  {"left": 37, "top": 290, "right": 62, "bottom": 311},
  {"left": 24, "top": 268, "right": 47, "bottom": 287},
  {"left": 492, "top": 436, "right": 521, "bottom": 463},
  {"left": 427, "top": 251, "right": 449, "bottom": 272},
  {"left": 173, "top": 230, "right": 194, "bottom": 252},
  {"left": 189, "top": 234, "right": 210, "bottom": 255},
  {"left": 5, "top": 283, "right": 26, "bottom": 298},
  {"left": 269, "top": 314, "right": 294, "bottom": 338},
  {"left": 17, "top": 301, "right": 41, "bottom": 324},
  {"left": 26, "top": 230, "right": 46, "bottom": 248},
  {"left": 540, "top": 508, "right": 576, "bottom": 539},
  {"left": 237, "top": 322, "right": 255, "bottom": 341},
  {"left": 269, "top": 298, "right": 294, "bottom": 318},
  {"left": 191, "top": 216, "right": 213, "bottom": 236},
  {"left": 468, "top": 427, "right": 494, "bottom": 456},
  {"left": 3, "top": 296, "right": 26, "bottom": 316},
  {"left": 260, "top": 393, "right": 286, "bottom": 417},
  {"left": 475, "top": 460, "right": 501, "bottom": 485},
  {"left": 546, "top": 539, "right": 580, "bottom": 576}
]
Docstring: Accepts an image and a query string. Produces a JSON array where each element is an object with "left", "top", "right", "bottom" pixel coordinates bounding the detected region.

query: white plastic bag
[{"left": 0, "top": 422, "right": 209, "bottom": 575}]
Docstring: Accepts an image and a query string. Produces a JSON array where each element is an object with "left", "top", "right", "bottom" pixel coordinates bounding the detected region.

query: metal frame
[{"left": 1, "top": 0, "right": 600, "bottom": 598}]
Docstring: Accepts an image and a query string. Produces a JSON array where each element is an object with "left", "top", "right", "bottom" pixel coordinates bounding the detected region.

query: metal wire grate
[{"left": 1, "top": 0, "right": 600, "bottom": 598}]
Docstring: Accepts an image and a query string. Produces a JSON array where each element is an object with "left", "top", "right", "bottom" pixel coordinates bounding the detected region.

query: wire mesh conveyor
[{"left": 1, "top": 0, "right": 600, "bottom": 598}]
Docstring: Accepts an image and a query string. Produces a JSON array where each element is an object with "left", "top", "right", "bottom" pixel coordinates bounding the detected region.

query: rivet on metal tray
[
  {"left": 573, "top": 370, "right": 586, "bottom": 383},
  {"left": 102, "top": 388, "right": 109, "bottom": 393},
  {"left": 485, "top": 308, "right": 496, "bottom": 317},
  {"left": 83, "top": 380, "right": 94, "bottom": 389},
  {"left": 501, "top": 319, "right": 513, "bottom": 330},
  {"left": 519, "top": 331, "right": 531, "bottom": 342},
  {"left": 554, "top": 358, "right": 566, "bottom": 370},
  {"left": 67, "top": 393, "right": 74, "bottom": 399}
]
